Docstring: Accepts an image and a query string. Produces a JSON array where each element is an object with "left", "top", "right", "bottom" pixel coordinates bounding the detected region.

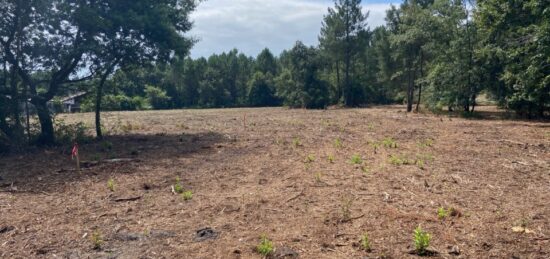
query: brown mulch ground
[{"left": 1, "top": 106, "right": 549, "bottom": 258}]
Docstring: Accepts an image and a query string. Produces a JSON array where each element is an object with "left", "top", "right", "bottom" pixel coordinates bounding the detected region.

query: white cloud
[{"left": 189, "top": 0, "right": 397, "bottom": 58}]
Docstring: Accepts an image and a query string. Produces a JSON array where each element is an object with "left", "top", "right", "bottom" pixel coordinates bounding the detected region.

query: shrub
[
  {"left": 327, "top": 154, "right": 335, "bottom": 163},
  {"left": 256, "top": 234, "right": 274, "bottom": 256},
  {"left": 350, "top": 154, "right": 362, "bottom": 165},
  {"left": 382, "top": 137, "right": 397, "bottom": 148},
  {"left": 145, "top": 85, "right": 172, "bottom": 110},
  {"left": 54, "top": 119, "right": 91, "bottom": 145},
  {"left": 413, "top": 226, "right": 431, "bottom": 255},
  {"left": 91, "top": 231, "right": 103, "bottom": 250},
  {"left": 182, "top": 190, "right": 193, "bottom": 200},
  {"left": 340, "top": 197, "right": 353, "bottom": 221},
  {"left": 305, "top": 154, "right": 315, "bottom": 163},
  {"left": 173, "top": 177, "right": 184, "bottom": 194},
  {"left": 334, "top": 138, "right": 343, "bottom": 148},
  {"left": 437, "top": 207, "right": 448, "bottom": 219},
  {"left": 107, "top": 178, "right": 115, "bottom": 192},
  {"left": 292, "top": 138, "right": 302, "bottom": 147},
  {"left": 361, "top": 232, "right": 371, "bottom": 252}
]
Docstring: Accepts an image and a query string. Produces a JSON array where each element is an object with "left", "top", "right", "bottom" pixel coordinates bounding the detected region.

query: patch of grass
[
  {"left": 437, "top": 207, "right": 449, "bottom": 219},
  {"left": 292, "top": 137, "right": 302, "bottom": 148},
  {"left": 256, "top": 234, "right": 274, "bottom": 256},
  {"left": 107, "top": 178, "right": 115, "bottom": 192},
  {"left": 334, "top": 138, "right": 343, "bottom": 148},
  {"left": 92, "top": 154, "right": 101, "bottom": 161},
  {"left": 368, "top": 123, "right": 375, "bottom": 130},
  {"left": 388, "top": 154, "right": 417, "bottom": 166},
  {"left": 382, "top": 137, "right": 398, "bottom": 148},
  {"left": 360, "top": 232, "right": 372, "bottom": 252},
  {"left": 350, "top": 154, "right": 362, "bottom": 165},
  {"left": 173, "top": 177, "right": 184, "bottom": 194},
  {"left": 388, "top": 154, "right": 403, "bottom": 165},
  {"left": 91, "top": 230, "right": 103, "bottom": 250},
  {"left": 100, "top": 140, "right": 113, "bottom": 152},
  {"left": 305, "top": 154, "right": 315, "bottom": 163},
  {"left": 418, "top": 138, "right": 434, "bottom": 148},
  {"left": 182, "top": 190, "right": 193, "bottom": 200},
  {"left": 327, "top": 154, "right": 335, "bottom": 163},
  {"left": 361, "top": 166, "right": 370, "bottom": 175},
  {"left": 417, "top": 153, "right": 435, "bottom": 162},
  {"left": 369, "top": 142, "right": 381, "bottom": 154},
  {"left": 413, "top": 226, "right": 431, "bottom": 255},
  {"left": 120, "top": 122, "right": 134, "bottom": 134},
  {"left": 416, "top": 159, "right": 425, "bottom": 170},
  {"left": 340, "top": 197, "right": 353, "bottom": 221},
  {"left": 314, "top": 172, "right": 322, "bottom": 183}
]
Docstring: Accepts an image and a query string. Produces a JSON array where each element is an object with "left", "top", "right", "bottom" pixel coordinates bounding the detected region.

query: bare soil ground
[{"left": 1, "top": 106, "right": 549, "bottom": 259}]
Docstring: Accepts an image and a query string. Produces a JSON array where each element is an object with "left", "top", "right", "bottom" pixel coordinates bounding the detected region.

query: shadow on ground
[{"left": 0, "top": 131, "right": 229, "bottom": 193}]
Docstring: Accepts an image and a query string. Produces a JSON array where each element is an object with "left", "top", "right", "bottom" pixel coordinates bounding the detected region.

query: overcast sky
[{"left": 189, "top": 0, "right": 402, "bottom": 58}]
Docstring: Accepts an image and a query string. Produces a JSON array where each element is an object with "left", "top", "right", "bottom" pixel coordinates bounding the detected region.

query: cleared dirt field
[{"left": 1, "top": 106, "right": 549, "bottom": 258}]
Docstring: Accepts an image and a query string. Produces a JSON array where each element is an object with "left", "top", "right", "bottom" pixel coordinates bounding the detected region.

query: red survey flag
[{"left": 71, "top": 143, "right": 79, "bottom": 159}]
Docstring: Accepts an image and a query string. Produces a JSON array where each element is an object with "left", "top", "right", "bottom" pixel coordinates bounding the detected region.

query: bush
[
  {"left": 145, "top": 85, "right": 171, "bottom": 110},
  {"left": 54, "top": 119, "right": 91, "bottom": 145}
]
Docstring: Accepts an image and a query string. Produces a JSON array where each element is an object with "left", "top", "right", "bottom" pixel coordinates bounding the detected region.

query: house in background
[{"left": 59, "top": 92, "right": 89, "bottom": 113}]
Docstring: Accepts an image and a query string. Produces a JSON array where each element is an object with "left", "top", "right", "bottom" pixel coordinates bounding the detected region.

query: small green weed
[
  {"left": 418, "top": 138, "right": 434, "bottom": 148},
  {"left": 182, "top": 190, "right": 193, "bottom": 200},
  {"left": 360, "top": 232, "right": 371, "bottom": 251},
  {"left": 437, "top": 207, "right": 449, "bottom": 219},
  {"left": 305, "top": 154, "right": 315, "bottom": 163},
  {"left": 416, "top": 159, "right": 425, "bottom": 170},
  {"left": 173, "top": 177, "right": 184, "bottom": 194},
  {"left": 107, "top": 178, "right": 115, "bottom": 192},
  {"left": 256, "top": 234, "right": 274, "bottom": 256},
  {"left": 382, "top": 138, "right": 398, "bottom": 148},
  {"left": 334, "top": 138, "right": 343, "bottom": 148},
  {"left": 327, "top": 154, "right": 335, "bottom": 163},
  {"left": 350, "top": 154, "right": 362, "bottom": 165},
  {"left": 368, "top": 123, "right": 375, "bottom": 130},
  {"left": 413, "top": 226, "right": 431, "bottom": 255},
  {"left": 389, "top": 154, "right": 414, "bottom": 166},
  {"left": 292, "top": 138, "right": 302, "bottom": 147},
  {"left": 91, "top": 230, "right": 103, "bottom": 250},
  {"left": 369, "top": 142, "right": 381, "bottom": 154},
  {"left": 314, "top": 172, "right": 322, "bottom": 183},
  {"left": 340, "top": 197, "right": 353, "bottom": 221}
]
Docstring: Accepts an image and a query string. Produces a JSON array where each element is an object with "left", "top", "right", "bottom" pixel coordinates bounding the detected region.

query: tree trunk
[
  {"left": 344, "top": 48, "right": 351, "bottom": 106},
  {"left": 95, "top": 81, "right": 104, "bottom": 139},
  {"left": 415, "top": 51, "right": 424, "bottom": 112},
  {"left": 336, "top": 60, "right": 341, "bottom": 103},
  {"left": 95, "top": 59, "right": 120, "bottom": 139},
  {"left": 33, "top": 99, "right": 55, "bottom": 145},
  {"left": 406, "top": 57, "right": 413, "bottom": 112}
]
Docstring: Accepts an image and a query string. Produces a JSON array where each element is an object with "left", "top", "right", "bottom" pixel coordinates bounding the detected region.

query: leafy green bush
[
  {"left": 54, "top": 119, "right": 91, "bottom": 145},
  {"left": 145, "top": 85, "right": 172, "bottom": 109}
]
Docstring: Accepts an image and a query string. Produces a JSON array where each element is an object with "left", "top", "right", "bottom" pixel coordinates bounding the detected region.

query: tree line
[{"left": 1, "top": 0, "right": 549, "bottom": 149}]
